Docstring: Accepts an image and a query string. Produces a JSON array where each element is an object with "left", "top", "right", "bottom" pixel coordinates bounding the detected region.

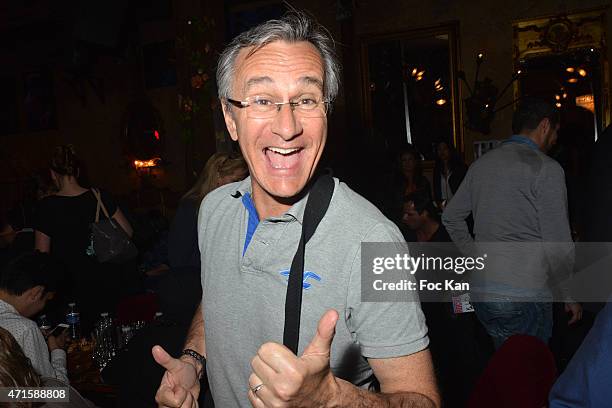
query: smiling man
[{"left": 153, "top": 11, "right": 438, "bottom": 408}]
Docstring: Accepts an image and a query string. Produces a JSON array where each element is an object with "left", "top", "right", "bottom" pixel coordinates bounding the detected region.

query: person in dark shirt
[
  {"left": 401, "top": 190, "right": 448, "bottom": 243},
  {"left": 432, "top": 140, "right": 468, "bottom": 209},
  {"left": 167, "top": 152, "right": 248, "bottom": 271},
  {"left": 160, "top": 152, "right": 248, "bottom": 323},
  {"left": 34, "top": 145, "right": 133, "bottom": 332},
  {"left": 383, "top": 145, "right": 432, "bottom": 226},
  {"left": 402, "top": 189, "right": 489, "bottom": 407}
]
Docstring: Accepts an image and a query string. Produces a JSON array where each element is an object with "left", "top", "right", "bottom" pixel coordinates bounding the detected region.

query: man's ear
[
  {"left": 26, "top": 285, "right": 45, "bottom": 302},
  {"left": 221, "top": 101, "right": 239, "bottom": 142},
  {"left": 538, "top": 118, "right": 551, "bottom": 137}
]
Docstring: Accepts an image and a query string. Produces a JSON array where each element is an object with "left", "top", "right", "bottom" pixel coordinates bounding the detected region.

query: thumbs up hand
[{"left": 248, "top": 309, "right": 340, "bottom": 408}]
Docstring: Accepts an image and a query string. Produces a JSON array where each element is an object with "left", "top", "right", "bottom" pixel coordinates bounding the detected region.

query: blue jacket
[{"left": 549, "top": 302, "right": 612, "bottom": 407}]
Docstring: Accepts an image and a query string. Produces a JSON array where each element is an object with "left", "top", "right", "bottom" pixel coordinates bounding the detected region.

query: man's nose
[{"left": 270, "top": 104, "right": 303, "bottom": 141}]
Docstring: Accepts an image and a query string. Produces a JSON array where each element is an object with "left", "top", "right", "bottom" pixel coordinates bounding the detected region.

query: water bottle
[{"left": 65, "top": 303, "right": 81, "bottom": 340}]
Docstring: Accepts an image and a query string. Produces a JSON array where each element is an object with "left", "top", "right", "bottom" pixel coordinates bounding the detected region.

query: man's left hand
[
  {"left": 248, "top": 309, "right": 339, "bottom": 408},
  {"left": 565, "top": 302, "right": 583, "bottom": 325}
]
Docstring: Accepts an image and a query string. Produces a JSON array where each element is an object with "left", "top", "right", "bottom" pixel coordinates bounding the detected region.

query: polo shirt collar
[{"left": 232, "top": 176, "right": 309, "bottom": 224}]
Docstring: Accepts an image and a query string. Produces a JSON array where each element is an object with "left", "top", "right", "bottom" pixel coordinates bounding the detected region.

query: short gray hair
[{"left": 216, "top": 10, "right": 341, "bottom": 106}]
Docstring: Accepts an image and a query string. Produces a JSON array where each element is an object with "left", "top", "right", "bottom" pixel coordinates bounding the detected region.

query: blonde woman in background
[
  {"left": 153, "top": 152, "right": 247, "bottom": 325},
  {"left": 167, "top": 152, "right": 248, "bottom": 272}
]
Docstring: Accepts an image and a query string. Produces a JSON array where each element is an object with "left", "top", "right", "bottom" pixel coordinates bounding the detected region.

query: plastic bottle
[{"left": 65, "top": 303, "right": 81, "bottom": 340}]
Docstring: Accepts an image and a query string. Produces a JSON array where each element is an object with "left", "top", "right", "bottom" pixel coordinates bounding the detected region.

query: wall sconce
[{"left": 134, "top": 157, "right": 162, "bottom": 169}]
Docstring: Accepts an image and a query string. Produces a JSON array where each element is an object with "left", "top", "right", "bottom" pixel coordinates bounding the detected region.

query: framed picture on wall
[
  {"left": 23, "top": 70, "right": 57, "bottom": 132},
  {"left": 0, "top": 75, "right": 19, "bottom": 136}
]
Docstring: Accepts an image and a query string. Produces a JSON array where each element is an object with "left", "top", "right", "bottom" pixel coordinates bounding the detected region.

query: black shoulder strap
[{"left": 283, "top": 173, "right": 335, "bottom": 354}]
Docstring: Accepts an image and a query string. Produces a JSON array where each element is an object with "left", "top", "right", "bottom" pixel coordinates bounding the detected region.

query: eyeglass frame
[{"left": 225, "top": 96, "right": 331, "bottom": 117}]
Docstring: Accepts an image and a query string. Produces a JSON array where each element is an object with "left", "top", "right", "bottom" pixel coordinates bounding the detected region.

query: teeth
[{"left": 267, "top": 147, "right": 300, "bottom": 155}]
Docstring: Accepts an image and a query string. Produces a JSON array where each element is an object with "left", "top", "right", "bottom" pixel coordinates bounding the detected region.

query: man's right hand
[
  {"left": 47, "top": 330, "right": 67, "bottom": 351},
  {"left": 152, "top": 345, "right": 201, "bottom": 408}
]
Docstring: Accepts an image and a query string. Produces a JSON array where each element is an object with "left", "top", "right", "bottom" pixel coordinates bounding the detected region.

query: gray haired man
[{"left": 153, "top": 11, "right": 439, "bottom": 408}]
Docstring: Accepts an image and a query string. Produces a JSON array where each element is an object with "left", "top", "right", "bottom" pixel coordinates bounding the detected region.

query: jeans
[{"left": 473, "top": 301, "right": 553, "bottom": 349}]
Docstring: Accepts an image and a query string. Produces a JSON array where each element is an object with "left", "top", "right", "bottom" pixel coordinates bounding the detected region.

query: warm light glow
[
  {"left": 567, "top": 78, "right": 578, "bottom": 83},
  {"left": 516, "top": 70, "right": 522, "bottom": 75},
  {"left": 134, "top": 158, "right": 162, "bottom": 169},
  {"left": 485, "top": 104, "right": 489, "bottom": 108},
  {"left": 578, "top": 69, "right": 587, "bottom": 77},
  {"left": 436, "top": 99, "right": 447, "bottom": 106},
  {"left": 563, "top": 93, "right": 567, "bottom": 99},
  {"left": 477, "top": 53, "right": 484, "bottom": 59},
  {"left": 435, "top": 78, "right": 441, "bottom": 85},
  {"left": 555, "top": 95, "right": 561, "bottom": 100},
  {"left": 566, "top": 67, "right": 575, "bottom": 73},
  {"left": 555, "top": 103, "right": 562, "bottom": 108},
  {"left": 411, "top": 68, "right": 418, "bottom": 76},
  {"left": 417, "top": 70, "right": 425, "bottom": 77},
  {"left": 576, "top": 94, "right": 595, "bottom": 113},
  {"left": 154, "top": 130, "right": 160, "bottom": 140},
  {"left": 416, "top": 75, "right": 424, "bottom": 82}
]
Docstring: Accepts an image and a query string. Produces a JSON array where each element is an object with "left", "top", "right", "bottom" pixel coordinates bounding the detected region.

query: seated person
[
  {"left": 0, "top": 326, "right": 94, "bottom": 407},
  {"left": 403, "top": 190, "right": 489, "bottom": 407},
  {"left": 0, "top": 251, "right": 68, "bottom": 384},
  {"left": 402, "top": 190, "right": 449, "bottom": 242}
]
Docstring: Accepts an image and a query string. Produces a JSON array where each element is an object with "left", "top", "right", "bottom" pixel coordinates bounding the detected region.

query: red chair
[
  {"left": 116, "top": 293, "right": 159, "bottom": 325},
  {"left": 467, "top": 334, "right": 557, "bottom": 408}
]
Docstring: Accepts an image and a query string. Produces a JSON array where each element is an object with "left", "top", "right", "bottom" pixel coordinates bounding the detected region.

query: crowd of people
[{"left": 0, "top": 9, "right": 610, "bottom": 408}]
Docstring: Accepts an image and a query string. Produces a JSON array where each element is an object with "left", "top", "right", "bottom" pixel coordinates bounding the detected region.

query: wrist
[
  {"left": 180, "top": 350, "right": 205, "bottom": 379},
  {"left": 321, "top": 373, "right": 342, "bottom": 408}
]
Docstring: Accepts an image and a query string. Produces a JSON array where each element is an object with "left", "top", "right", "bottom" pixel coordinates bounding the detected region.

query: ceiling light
[
  {"left": 412, "top": 68, "right": 418, "bottom": 76},
  {"left": 566, "top": 67, "right": 575, "bottom": 73},
  {"left": 578, "top": 69, "right": 587, "bottom": 77},
  {"left": 567, "top": 78, "right": 578, "bottom": 84},
  {"left": 436, "top": 99, "right": 447, "bottom": 106},
  {"left": 555, "top": 95, "right": 561, "bottom": 100},
  {"left": 563, "top": 93, "right": 568, "bottom": 99},
  {"left": 555, "top": 103, "right": 562, "bottom": 108}
]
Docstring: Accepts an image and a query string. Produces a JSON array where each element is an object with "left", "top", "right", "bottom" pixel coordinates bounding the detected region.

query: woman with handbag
[{"left": 34, "top": 145, "right": 134, "bottom": 334}]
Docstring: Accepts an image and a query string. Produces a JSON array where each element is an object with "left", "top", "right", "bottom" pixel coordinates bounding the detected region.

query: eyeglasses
[{"left": 226, "top": 96, "right": 330, "bottom": 119}]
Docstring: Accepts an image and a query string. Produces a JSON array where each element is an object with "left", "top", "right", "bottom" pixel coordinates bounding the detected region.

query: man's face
[
  {"left": 400, "top": 153, "right": 417, "bottom": 176},
  {"left": 402, "top": 202, "right": 425, "bottom": 230},
  {"left": 222, "top": 41, "right": 327, "bottom": 207},
  {"left": 437, "top": 143, "right": 450, "bottom": 162}
]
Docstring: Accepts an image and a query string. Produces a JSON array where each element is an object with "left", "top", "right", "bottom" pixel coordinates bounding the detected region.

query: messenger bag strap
[{"left": 283, "top": 172, "right": 335, "bottom": 354}]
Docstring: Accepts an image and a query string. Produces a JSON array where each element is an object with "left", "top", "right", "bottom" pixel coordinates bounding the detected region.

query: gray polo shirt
[{"left": 198, "top": 177, "right": 428, "bottom": 407}]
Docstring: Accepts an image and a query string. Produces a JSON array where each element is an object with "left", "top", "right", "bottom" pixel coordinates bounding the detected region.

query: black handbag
[{"left": 89, "top": 188, "right": 138, "bottom": 263}]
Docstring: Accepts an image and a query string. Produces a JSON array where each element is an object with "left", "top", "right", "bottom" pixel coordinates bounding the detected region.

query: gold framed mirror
[{"left": 513, "top": 7, "right": 609, "bottom": 135}]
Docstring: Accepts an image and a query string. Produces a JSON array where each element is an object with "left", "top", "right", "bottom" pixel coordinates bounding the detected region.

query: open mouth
[{"left": 264, "top": 147, "right": 303, "bottom": 170}]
